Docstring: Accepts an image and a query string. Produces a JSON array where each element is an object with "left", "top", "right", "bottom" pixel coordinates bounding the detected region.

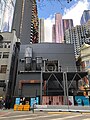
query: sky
[{"left": 37, "top": 0, "right": 90, "bottom": 42}]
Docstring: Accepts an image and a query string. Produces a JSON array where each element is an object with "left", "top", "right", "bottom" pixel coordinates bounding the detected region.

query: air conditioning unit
[
  {"left": 45, "top": 60, "right": 58, "bottom": 72},
  {"left": 36, "top": 57, "right": 42, "bottom": 70}
]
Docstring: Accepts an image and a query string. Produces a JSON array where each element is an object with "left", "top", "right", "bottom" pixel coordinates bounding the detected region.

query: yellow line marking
[
  {"left": 48, "top": 112, "right": 90, "bottom": 114},
  {"left": 51, "top": 114, "right": 82, "bottom": 120},
  {"left": 48, "top": 112, "right": 72, "bottom": 114},
  {"left": 82, "top": 113, "right": 90, "bottom": 114}
]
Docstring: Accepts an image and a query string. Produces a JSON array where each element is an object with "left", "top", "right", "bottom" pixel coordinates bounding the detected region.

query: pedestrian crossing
[{"left": 0, "top": 111, "right": 90, "bottom": 120}]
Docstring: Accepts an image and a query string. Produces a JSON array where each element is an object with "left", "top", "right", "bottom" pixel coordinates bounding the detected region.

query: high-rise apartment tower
[
  {"left": 64, "top": 24, "right": 90, "bottom": 58},
  {"left": 12, "top": 0, "right": 39, "bottom": 44}
]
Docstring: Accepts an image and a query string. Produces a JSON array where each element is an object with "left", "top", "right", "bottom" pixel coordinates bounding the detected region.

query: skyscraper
[
  {"left": 52, "top": 13, "right": 73, "bottom": 43},
  {"left": 80, "top": 10, "right": 90, "bottom": 25},
  {"left": 38, "top": 18, "right": 44, "bottom": 43},
  {"left": 55, "top": 13, "right": 64, "bottom": 43},
  {"left": 63, "top": 19, "right": 73, "bottom": 34},
  {"left": 12, "top": 0, "right": 39, "bottom": 44},
  {"left": 0, "top": 0, "right": 16, "bottom": 32},
  {"left": 52, "top": 24, "right": 56, "bottom": 42}
]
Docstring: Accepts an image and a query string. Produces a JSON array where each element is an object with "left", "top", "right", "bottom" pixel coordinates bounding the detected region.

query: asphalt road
[{"left": 0, "top": 110, "right": 90, "bottom": 120}]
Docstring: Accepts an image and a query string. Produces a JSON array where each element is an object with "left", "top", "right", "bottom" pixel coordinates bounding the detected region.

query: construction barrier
[
  {"left": 18, "top": 105, "right": 24, "bottom": 111},
  {"left": 23, "top": 105, "right": 30, "bottom": 111},
  {"left": 14, "top": 104, "right": 30, "bottom": 111},
  {"left": 14, "top": 104, "right": 19, "bottom": 111}
]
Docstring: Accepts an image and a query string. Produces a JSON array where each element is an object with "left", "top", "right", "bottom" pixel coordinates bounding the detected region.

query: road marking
[
  {"left": 0, "top": 114, "right": 58, "bottom": 120},
  {"left": 50, "top": 114, "right": 82, "bottom": 120},
  {"left": 82, "top": 113, "right": 90, "bottom": 114},
  {"left": 48, "top": 112, "right": 72, "bottom": 114}
]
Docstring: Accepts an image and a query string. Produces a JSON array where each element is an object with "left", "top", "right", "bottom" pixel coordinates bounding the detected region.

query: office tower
[
  {"left": 64, "top": 25, "right": 88, "bottom": 58},
  {"left": 63, "top": 19, "right": 73, "bottom": 34},
  {"left": 12, "top": 0, "right": 39, "bottom": 44},
  {"left": 55, "top": 13, "right": 64, "bottom": 43},
  {"left": 52, "top": 15, "right": 74, "bottom": 43},
  {"left": 0, "top": 0, "right": 16, "bottom": 32},
  {"left": 0, "top": 0, "right": 5, "bottom": 31},
  {"left": 52, "top": 24, "right": 56, "bottom": 42},
  {"left": 39, "top": 18, "right": 44, "bottom": 43},
  {"left": 80, "top": 10, "right": 90, "bottom": 25}
]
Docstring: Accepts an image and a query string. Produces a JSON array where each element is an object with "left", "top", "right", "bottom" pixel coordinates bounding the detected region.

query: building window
[
  {"left": 4, "top": 43, "right": 7, "bottom": 48},
  {"left": 0, "top": 65, "right": 7, "bottom": 73},
  {"left": 0, "top": 52, "right": 2, "bottom": 58},
  {"left": 8, "top": 43, "right": 11, "bottom": 48},
  {"left": 3, "top": 52, "right": 9, "bottom": 58},
  {"left": 3, "top": 42, "right": 11, "bottom": 48},
  {"left": 0, "top": 80, "right": 5, "bottom": 83},
  {"left": 0, "top": 43, "right": 3, "bottom": 48}
]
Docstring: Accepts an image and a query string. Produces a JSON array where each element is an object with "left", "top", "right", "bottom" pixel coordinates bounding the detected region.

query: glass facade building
[
  {"left": 0, "top": 0, "right": 6, "bottom": 31},
  {"left": 80, "top": 10, "right": 90, "bottom": 25},
  {"left": 55, "top": 13, "right": 64, "bottom": 43},
  {"left": 0, "top": 0, "right": 16, "bottom": 32}
]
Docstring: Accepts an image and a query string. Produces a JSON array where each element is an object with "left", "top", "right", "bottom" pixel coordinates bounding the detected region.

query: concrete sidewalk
[
  {"left": 1, "top": 105, "right": 90, "bottom": 115},
  {"left": 35, "top": 105, "right": 90, "bottom": 113}
]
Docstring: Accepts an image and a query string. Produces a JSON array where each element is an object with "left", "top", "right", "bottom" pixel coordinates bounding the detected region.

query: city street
[{"left": 0, "top": 110, "right": 90, "bottom": 120}]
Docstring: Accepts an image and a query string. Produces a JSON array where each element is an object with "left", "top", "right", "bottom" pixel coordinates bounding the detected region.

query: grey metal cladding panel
[
  {"left": 20, "top": 43, "right": 75, "bottom": 54},
  {"left": 20, "top": 0, "right": 32, "bottom": 44},
  {"left": 32, "top": 43, "right": 75, "bottom": 54},
  {"left": 12, "top": 0, "right": 23, "bottom": 38},
  {"left": 32, "top": 43, "right": 76, "bottom": 66},
  {"left": 19, "top": 43, "right": 76, "bottom": 66},
  {"left": 22, "top": 84, "right": 40, "bottom": 97},
  {"left": 17, "top": 73, "right": 41, "bottom": 80}
]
